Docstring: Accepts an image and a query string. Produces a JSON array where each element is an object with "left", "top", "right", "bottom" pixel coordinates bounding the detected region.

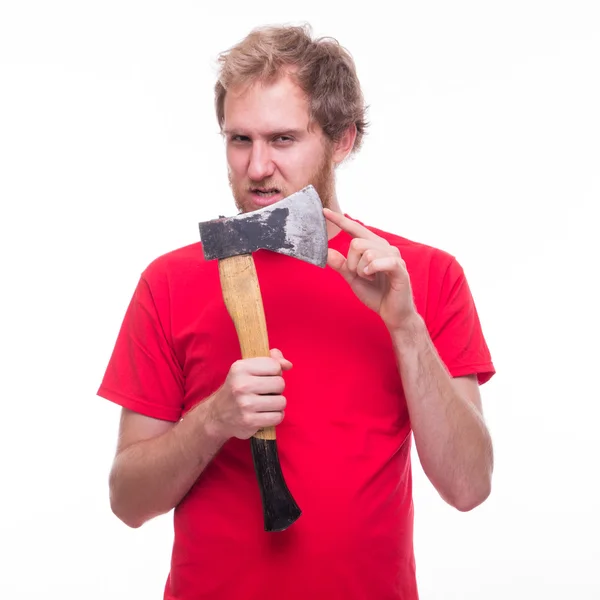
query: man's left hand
[{"left": 324, "top": 208, "right": 418, "bottom": 333}]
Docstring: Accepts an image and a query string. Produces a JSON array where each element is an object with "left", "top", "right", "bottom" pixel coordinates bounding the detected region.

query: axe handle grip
[
  {"left": 218, "top": 253, "right": 301, "bottom": 532},
  {"left": 218, "top": 253, "right": 275, "bottom": 440}
]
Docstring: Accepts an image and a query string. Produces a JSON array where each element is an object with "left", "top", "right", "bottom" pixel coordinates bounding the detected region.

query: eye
[
  {"left": 229, "top": 135, "right": 251, "bottom": 144},
  {"left": 273, "top": 135, "right": 294, "bottom": 144}
]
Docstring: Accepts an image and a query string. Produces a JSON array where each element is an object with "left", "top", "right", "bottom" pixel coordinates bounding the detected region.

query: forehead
[{"left": 223, "top": 75, "right": 312, "bottom": 133}]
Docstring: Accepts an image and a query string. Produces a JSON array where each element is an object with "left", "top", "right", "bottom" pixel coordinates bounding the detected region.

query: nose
[{"left": 247, "top": 141, "right": 275, "bottom": 181}]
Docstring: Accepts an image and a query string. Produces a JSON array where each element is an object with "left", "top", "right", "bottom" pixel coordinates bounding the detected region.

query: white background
[{"left": 1, "top": 1, "right": 598, "bottom": 598}]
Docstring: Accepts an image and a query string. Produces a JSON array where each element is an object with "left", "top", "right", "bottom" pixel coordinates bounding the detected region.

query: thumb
[
  {"left": 327, "top": 248, "right": 352, "bottom": 283},
  {"left": 327, "top": 248, "right": 346, "bottom": 273},
  {"left": 270, "top": 348, "right": 293, "bottom": 371}
]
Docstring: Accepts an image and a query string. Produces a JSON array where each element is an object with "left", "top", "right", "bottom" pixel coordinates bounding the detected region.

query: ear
[{"left": 332, "top": 124, "right": 357, "bottom": 164}]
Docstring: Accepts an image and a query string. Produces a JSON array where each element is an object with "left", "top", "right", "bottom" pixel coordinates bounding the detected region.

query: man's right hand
[{"left": 208, "top": 349, "right": 293, "bottom": 440}]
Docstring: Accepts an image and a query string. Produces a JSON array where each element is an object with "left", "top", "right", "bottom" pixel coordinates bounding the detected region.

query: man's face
[{"left": 223, "top": 74, "right": 336, "bottom": 213}]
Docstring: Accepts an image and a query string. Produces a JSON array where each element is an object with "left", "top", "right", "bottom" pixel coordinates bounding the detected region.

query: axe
[{"left": 198, "top": 185, "right": 328, "bottom": 532}]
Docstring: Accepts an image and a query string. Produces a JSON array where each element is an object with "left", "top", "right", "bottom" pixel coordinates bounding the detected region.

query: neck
[{"left": 325, "top": 194, "right": 343, "bottom": 240}]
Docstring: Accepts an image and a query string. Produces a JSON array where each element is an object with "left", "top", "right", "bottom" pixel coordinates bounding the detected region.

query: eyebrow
[{"left": 223, "top": 128, "right": 306, "bottom": 138}]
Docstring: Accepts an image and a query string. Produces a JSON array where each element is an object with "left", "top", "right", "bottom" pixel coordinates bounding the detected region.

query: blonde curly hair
[{"left": 214, "top": 24, "right": 368, "bottom": 155}]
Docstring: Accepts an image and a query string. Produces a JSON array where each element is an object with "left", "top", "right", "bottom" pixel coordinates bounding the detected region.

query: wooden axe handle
[
  {"left": 218, "top": 254, "right": 301, "bottom": 531},
  {"left": 218, "top": 254, "right": 275, "bottom": 439}
]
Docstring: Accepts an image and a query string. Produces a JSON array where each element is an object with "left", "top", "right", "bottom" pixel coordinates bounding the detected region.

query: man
[{"left": 98, "top": 24, "right": 495, "bottom": 599}]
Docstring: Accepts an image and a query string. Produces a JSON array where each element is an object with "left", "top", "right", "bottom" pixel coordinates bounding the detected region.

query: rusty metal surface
[{"left": 199, "top": 185, "right": 328, "bottom": 268}]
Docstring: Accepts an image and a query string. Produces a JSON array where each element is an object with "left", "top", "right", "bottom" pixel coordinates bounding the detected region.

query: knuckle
[
  {"left": 241, "top": 412, "right": 255, "bottom": 427},
  {"left": 236, "top": 394, "right": 252, "bottom": 410},
  {"left": 230, "top": 360, "right": 246, "bottom": 375},
  {"left": 230, "top": 379, "right": 249, "bottom": 396}
]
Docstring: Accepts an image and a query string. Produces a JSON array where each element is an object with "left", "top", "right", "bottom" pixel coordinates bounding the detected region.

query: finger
[
  {"left": 251, "top": 410, "right": 285, "bottom": 429},
  {"left": 323, "top": 208, "right": 382, "bottom": 241},
  {"left": 232, "top": 357, "right": 283, "bottom": 377},
  {"left": 356, "top": 248, "right": 380, "bottom": 280},
  {"left": 345, "top": 239, "right": 363, "bottom": 274},
  {"left": 348, "top": 239, "right": 392, "bottom": 274},
  {"left": 364, "top": 256, "right": 406, "bottom": 285},
  {"left": 253, "top": 373, "right": 286, "bottom": 395},
  {"left": 347, "top": 238, "right": 375, "bottom": 273},
  {"left": 248, "top": 394, "right": 287, "bottom": 413},
  {"left": 232, "top": 373, "right": 285, "bottom": 399}
]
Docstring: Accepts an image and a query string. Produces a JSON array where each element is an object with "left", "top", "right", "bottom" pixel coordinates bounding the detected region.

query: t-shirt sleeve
[
  {"left": 427, "top": 253, "right": 495, "bottom": 385},
  {"left": 97, "top": 275, "right": 184, "bottom": 421}
]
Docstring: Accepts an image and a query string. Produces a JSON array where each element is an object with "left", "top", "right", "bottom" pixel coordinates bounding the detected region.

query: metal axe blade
[{"left": 199, "top": 185, "right": 328, "bottom": 267}]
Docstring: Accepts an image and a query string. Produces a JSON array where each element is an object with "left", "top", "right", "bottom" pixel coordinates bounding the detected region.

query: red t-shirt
[{"left": 98, "top": 217, "right": 495, "bottom": 600}]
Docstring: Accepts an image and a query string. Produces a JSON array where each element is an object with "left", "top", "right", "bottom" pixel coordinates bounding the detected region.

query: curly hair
[{"left": 214, "top": 24, "right": 369, "bottom": 154}]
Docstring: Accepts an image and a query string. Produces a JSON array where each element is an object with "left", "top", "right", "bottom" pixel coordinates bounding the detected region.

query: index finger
[
  {"left": 323, "top": 208, "right": 381, "bottom": 240},
  {"left": 232, "top": 357, "right": 283, "bottom": 376}
]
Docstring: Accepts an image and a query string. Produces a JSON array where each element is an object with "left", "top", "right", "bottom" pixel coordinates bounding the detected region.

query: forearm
[
  {"left": 109, "top": 395, "right": 227, "bottom": 528},
  {"left": 391, "top": 314, "right": 493, "bottom": 511}
]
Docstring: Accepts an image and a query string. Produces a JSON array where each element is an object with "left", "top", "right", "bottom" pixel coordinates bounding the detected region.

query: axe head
[{"left": 199, "top": 185, "right": 328, "bottom": 268}]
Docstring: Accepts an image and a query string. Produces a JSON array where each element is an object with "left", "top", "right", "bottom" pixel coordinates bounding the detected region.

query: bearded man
[{"left": 98, "top": 23, "right": 495, "bottom": 600}]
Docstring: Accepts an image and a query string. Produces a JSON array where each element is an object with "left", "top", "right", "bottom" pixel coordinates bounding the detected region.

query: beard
[{"left": 228, "top": 146, "right": 336, "bottom": 214}]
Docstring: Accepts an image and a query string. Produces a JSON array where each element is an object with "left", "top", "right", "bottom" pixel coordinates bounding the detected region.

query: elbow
[
  {"left": 109, "top": 470, "right": 147, "bottom": 529},
  {"left": 113, "top": 508, "right": 145, "bottom": 529},
  {"left": 110, "top": 494, "right": 148, "bottom": 529},
  {"left": 452, "top": 480, "right": 492, "bottom": 512},
  {"left": 109, "top": 489, "right": 145, "bottom": 529}
]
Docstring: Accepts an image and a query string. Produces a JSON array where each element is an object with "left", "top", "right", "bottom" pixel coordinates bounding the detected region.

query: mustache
[{"left": 246, "top": 181, "right": 284, "bottom": 191}]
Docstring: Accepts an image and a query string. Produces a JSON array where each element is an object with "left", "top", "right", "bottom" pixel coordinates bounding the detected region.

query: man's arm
[
  {"left": 109, "top": 399, "right": 225, "bottom": 529},
  {"left": 323, "top": 208, "right": 493, "bottom": 511},
  {"left": 108, "top": 350, "right": 292, "bottom": 528},
  {"left": 390, "top": 316, "right": 493, "bottom": 511}
]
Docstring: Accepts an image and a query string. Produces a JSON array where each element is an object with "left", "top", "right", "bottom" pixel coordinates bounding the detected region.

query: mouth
[{"left": 249, "top": 187, "right": 284, "bottom": 206}]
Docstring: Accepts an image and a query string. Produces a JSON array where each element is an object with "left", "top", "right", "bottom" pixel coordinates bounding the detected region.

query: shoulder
[
  {"left": 131, "top": 241, "right": 221, "bottom": 316},
  {"left": 133, "top": 242, "right": 221, "bottom": 310},
  {"left": 351, "top": 217, "right": 460, "bottom": 278},
  {"left": 140, "top": 241, "right": 213, "bottom": 285}
]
